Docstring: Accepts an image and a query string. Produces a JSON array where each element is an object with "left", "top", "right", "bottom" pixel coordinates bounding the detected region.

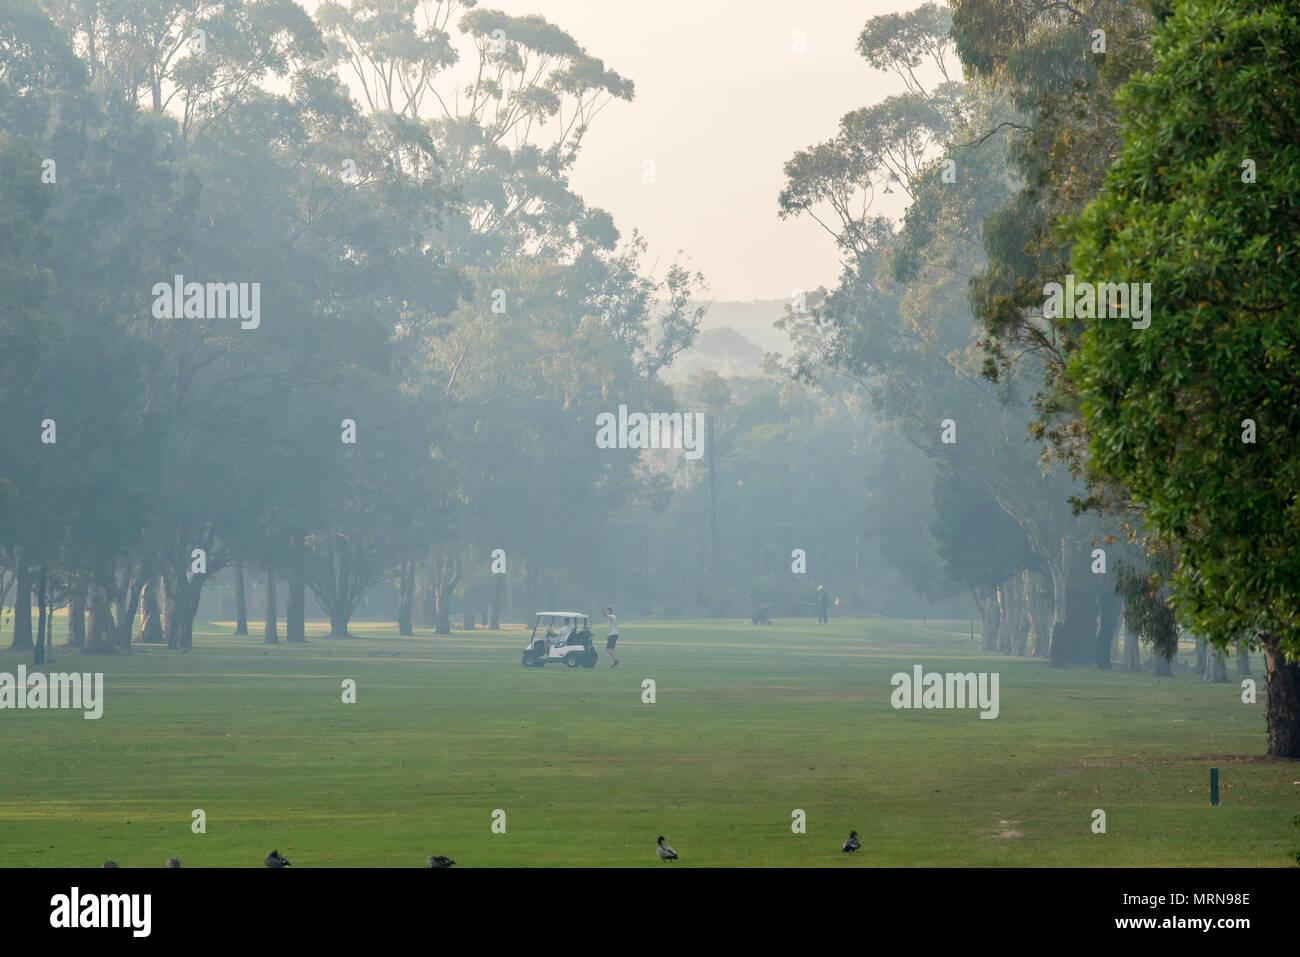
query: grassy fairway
[{"left": 0, "top": 616, "right": 1293, "bottom": 867}]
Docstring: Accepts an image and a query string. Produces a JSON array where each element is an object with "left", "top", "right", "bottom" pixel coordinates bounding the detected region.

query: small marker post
[{"left": 1210, "top": 767, "right": 1219, "bottom": 806}]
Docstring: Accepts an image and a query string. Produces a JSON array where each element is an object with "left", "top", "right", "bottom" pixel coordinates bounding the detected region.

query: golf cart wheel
[
  {"left": 565, "top": 653, "right": 580, "bottom": 668},
  {"left": 583, "top": 649, "right": 598, "bottom": 668},
  {"left": 521, "top": 651, "right": 534, "bottom": 667}
]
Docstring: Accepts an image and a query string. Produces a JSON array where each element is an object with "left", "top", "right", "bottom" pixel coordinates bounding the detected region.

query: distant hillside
[
  {"left": 697, "top": 299, "right": 790, "bottom": 352},
  {"left": 662, "top": 299, "right": 791, "bottom": 382}
]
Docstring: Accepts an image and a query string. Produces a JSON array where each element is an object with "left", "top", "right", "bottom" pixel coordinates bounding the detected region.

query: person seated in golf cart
[{"left": 545, "top": 617, "right": 576, "bottom": 656}]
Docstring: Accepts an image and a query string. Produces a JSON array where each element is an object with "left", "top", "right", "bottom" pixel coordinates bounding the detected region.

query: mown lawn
[{"left": 0, "top": 615, "right": 1294, "bottom": 866}]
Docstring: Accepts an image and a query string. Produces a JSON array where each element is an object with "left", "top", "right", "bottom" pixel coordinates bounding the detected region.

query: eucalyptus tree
[
  {"left": 48, "top": 0, "right": 322, "bottom": 141},
  {"left": 948, "top": 0, "right": 1157, "bottom": 468},
  {"left": 421, "top": 259, "right": 654, "bottom": 626},
  {"left": 778, "top": 9, "right": 1115, "bottom": 664}
]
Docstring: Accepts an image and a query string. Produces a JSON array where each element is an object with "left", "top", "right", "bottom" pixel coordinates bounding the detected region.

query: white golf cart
[{"left": 522, "top": 612, "right": 599, "bottom": 668}]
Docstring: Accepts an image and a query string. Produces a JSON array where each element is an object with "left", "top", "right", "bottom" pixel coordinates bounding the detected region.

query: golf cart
[{"left": 522, "top": 612, "right": 599, "bottom": 668}]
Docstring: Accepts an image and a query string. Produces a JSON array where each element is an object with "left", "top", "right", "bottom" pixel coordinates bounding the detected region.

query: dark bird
[
  {"left": 656, "top": 836, "right": 677, "bottom": 861},
  {"left": 264, "top": 850, "right": 291, "bottom": 868},
  {"left": 426, "top": 855, "right": 456, "bottom": 868},
  {"left": 166, "top": 857, "right": 181, "bottom": 868},
  {"left": 102, "top": 861, "right": 119, "bottom": 868},
  {"left": 842, "top": 830, "right": 860, "bottom": 853}
]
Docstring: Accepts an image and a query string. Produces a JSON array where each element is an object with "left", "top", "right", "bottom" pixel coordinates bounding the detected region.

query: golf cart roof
[{"left": 536, "top": 612, "right": 585, "bottom": 619}]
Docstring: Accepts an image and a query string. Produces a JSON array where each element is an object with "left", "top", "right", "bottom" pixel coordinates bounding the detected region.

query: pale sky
[
  {"left": 300, "top": 1, "right": 934, "bottom": 301},
  {"left": 491, "top": 0, "right": 923, "bottom": 301}
]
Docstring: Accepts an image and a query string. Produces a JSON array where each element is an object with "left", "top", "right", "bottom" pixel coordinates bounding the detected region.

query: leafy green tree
[
  {"left": 1070, "top": 0, "right": 1300, "bottom": 755},
  {"left": 1113, "top": 549, "right": 1178, "bottom": 677}
]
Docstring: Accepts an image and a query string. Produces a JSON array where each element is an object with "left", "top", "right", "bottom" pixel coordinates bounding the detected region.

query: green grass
[{"left": 0, "top": 615, "right": 1294, "bottom": 866}]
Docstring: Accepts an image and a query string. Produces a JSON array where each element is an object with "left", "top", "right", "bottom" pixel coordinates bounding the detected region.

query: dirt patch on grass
[{"left": 1165, "top": 754, "right": 1281, "bottom": 765}]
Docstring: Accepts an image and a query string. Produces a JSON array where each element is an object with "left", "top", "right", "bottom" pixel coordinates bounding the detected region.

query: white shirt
[
  {"left": 605, "top": 613, "right": 618, "bottom": 636},
  {"left": 554, "top": 625, "right": 574, "bottom": 644}
]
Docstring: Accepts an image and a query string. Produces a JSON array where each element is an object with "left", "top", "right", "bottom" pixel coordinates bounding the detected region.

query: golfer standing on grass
[{"left": 602, "top": 606, "right": 620, "bottom": 669}]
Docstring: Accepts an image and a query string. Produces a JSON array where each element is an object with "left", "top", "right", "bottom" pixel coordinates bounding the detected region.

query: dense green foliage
[{"left": 1071, "top": 1, "right": 1300, "bottom": 655}]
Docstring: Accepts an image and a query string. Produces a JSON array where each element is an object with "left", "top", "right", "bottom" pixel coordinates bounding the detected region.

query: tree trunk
[
  {"left": 112, "top": 593, "right": 132, "bottom": 652},
  {"left": 1011, "top": 582, "right": 1030, "bottom": 656},
  {"left": 1153, "top": 652, "right": 1173, "bottom": 677},
  {"left": 977, "top": 587, "right": 999, "bottom": 652},
  {"left": 138, "top": 578, "right": 165, "bottom": 643},
  {"left": 459, "top": 611, "right": 475, "bottom": 630},
  {"left": 33, "top": 567, "right": 47, "bottom": 667},
  {"left": 175, "top": 576, "right": 202, "bottom": 651},
  {"left": 233, "top": 562, "right": 249, "bottom": 635},
  {"left": 163, "top": 571, "right": 178, "bottom": 649},
  {"left": 1053, "top": 570, "right": 1100, "bottom": 667},
  {"left": 397, "top": 559, "right": 414, "bottom": 636},
  {"left": 264, "top": 569, "right": 278, "bottom": 643},
  {"left": 67, "top": 588, "right": 85, "bottom": 648},
  {"left": 10, "top": 560, "right": 32, "bottom": 651},
  {"left": 1048, "top": 556, "right": 1069, "bottom": 667},
  {"left": 435, "top": 591, "right": 452, "bottom": 635},
  {"left": 1096, "top": 589, "right": 1121, "bottom": 670},
  {"left": 1204, "top": 645, "right": 1229, "bottom": 684},
  {"left": 489, "top": 572, "right": 503, "bottom": 630},
  {"left": 432, "top": 548, "right": 459, "bottom": 636},
  {"left": 1074, "top": 576, "right": 1102, "bottom": 665},
  {"left": 287, "top": 537, "right": 306, "bottom": 642},
  {"left": 1123, "top": 624, "right": 1140, "bottom": 672},
  {"left": 329, "top": 601, "right": 349, "bottom": 637},
  {"left": 1261, "top": 634, "right": 1300, "bottom": 758},
  {"left": 995, "top": 583, "right": 1013, "bottom": 653},
  {"left": 87, "top": 584, "right": 115, "bottom": 653},
  {"left": 326, "top": 533, "right": 352, "bottom": 637},
  {"left": 1236, "top": 640, "right": 1250, "bottom": 676},
  {"left": 1195, "top": 636, "right": 1207, "bottom": 673},
  {"left": 1022, "top": 570, "right": 1049, "bottom": 658},
  {"left": 43, "top": 590, "right": 54, "bottom": 660}
]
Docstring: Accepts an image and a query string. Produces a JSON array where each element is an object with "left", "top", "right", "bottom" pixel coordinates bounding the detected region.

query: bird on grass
[
  {"left": 167, "top": 858, "right": 181, "bottom": 868},
  {"left": 264, "top": 850, "right": 291, "bottom": 868},
  {"left": 656, "top": 836, "right": 677, "bottom": 862},
  {"left": 427, "top": 855, "right": 456, "bottom": 868},
  {"left": 102, "top": 861, "right": 119, "bottom": 868},
  {"left": 842, "top": 830, "right": 860, "bottom": 853}
]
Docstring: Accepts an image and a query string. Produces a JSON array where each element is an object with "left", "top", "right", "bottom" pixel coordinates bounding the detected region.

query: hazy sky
[
  {"left": 302, "top": 1, "right": 933, "bottom": 301},
  {"left": 488, "top": 0, "right": 923, "bottom": 302}
]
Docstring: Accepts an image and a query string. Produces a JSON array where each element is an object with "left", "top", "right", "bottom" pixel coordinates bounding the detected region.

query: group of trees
[
  {"left": 777, "top": 3, "right": 1120, "bottom": 671},
  {"left": 0, "top": 1, "right": 700, "bottom": 653},
  {"left": 950, "top": 0, "right": 1300, "bottom": 756},
  {"left": 778, "top": 0, "right": 1300, "bottom": 756},
  {"left": 3, "top": 0, "right": 1296, "bottom": 759}
]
